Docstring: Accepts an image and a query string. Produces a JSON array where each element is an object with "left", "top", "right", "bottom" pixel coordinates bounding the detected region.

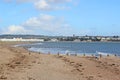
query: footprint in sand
[
  {"left": 0, "top": 75, "right": 7, "bottom": 79},
  {"left": 32, "top": 61, "right": 36, "bottom": 63},
  {"left": 86, "top": 76, "right": 94, "bottom": 80},
  {"left": 28, "top": 77, "right": 35, "bottom": 80}
]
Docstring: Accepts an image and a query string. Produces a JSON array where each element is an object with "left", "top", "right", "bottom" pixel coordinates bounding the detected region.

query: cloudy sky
[{"left": 0, "top": 0, "right": 120, "bottom": 36}]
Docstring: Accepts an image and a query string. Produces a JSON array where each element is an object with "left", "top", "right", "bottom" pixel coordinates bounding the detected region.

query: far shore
[{"left": 0, "top": 42, "right": 120, "bottom": 80}]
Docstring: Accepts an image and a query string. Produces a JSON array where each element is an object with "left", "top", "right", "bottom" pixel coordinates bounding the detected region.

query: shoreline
[
  {"left": 15, "top": 42, "right": 120, "bottom": 57},
  {"left": 0, "top": 42, "right": 120, "bottom": 80},
  {"left": 14, "top": 42, "right": 120, "bottom": 57}
]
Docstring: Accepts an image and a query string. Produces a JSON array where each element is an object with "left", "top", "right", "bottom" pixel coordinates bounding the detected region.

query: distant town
[{"left": 0, "top": 34, "right": 120, "bottom": 42}]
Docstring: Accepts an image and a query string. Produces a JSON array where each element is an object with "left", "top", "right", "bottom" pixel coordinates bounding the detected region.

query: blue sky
[{"left": 0, "top": 0, "right": 120, "bottom": 36}]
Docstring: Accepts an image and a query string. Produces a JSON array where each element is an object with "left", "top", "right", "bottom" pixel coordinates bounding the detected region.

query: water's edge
[{"left": 15, "top": 42, "right": 120, "bottom": 56}]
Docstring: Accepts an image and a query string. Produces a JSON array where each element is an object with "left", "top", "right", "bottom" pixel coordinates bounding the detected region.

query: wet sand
[{"left": 0, "top": 42, "right": 120, "bottom": 80}]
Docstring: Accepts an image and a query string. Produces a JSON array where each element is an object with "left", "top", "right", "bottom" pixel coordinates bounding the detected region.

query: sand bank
[{"left": 0, "top": 42, "right": 120, "bottom": 80}]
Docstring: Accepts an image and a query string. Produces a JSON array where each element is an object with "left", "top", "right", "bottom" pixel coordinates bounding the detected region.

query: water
[{"left": 18, "top": 42, "right": 120, "bottom": 56}]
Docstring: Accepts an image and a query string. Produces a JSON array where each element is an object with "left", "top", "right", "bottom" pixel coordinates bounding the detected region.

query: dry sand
[{"left": 0, "top": 42, "right": 120, "bottom": 80}]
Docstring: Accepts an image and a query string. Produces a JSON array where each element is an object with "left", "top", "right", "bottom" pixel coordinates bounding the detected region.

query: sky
[{"left": 0, "top": 0, "right": 120, "bottom": 36}]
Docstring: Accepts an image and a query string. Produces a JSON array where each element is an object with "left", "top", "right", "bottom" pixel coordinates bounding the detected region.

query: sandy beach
[{"left": 0, "top": 42, "right": 120, "bottom": 80}]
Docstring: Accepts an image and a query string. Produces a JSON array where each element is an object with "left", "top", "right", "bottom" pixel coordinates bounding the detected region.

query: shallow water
[{"left": 18, "top": 42, "right": 120, "bottom": 56}]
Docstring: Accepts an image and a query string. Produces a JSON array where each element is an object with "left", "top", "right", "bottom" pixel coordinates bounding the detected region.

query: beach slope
[{"left": 0, "top": 42, "right": 120, "bottom": 80}]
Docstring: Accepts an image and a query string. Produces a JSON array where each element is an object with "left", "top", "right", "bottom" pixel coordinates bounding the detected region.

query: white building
[
  {"left": 50, "top": 38, "right": 59, "bottom": 42},
  {"left": 0, "top": 38, "right": 44, "bottom": 42}
]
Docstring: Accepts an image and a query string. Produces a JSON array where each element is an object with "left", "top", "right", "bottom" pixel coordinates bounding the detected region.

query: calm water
[{"left": 18, "top": 42, "right": 120, "bottom": 56}]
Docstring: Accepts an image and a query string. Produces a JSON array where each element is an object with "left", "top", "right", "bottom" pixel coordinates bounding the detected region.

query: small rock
[
  {"left": 15, "top": 62, "right": 21, "bottom": 64},
  {"left": 9, "top": 65, "right": 15, "bottom": 69}
]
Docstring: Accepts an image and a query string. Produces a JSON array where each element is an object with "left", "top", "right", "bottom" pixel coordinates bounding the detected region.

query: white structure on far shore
[
  {"left": 0, "top": 38, "right": 44, "bottom": 42},
  {"left": 50, "top": 38, "right": 59, "bottom": 42}
]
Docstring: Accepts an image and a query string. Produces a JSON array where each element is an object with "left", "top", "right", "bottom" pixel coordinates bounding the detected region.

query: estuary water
[{"left": 18, "top": 42, "right": 120, "bottom": 56}]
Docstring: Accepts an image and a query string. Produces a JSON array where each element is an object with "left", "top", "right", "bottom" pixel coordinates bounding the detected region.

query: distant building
[
  {"left": 74, "top": 39, "right": 81, "bottom": 42},
  {"left": 86, "top": 40, "right": 92, "bottom": 42},
  {"left": 101, "top": 37, "right": 108, "bottom": 42},
  {"left": 96, "top": 36, "right": 101, "bottom": 40},
  {"left": 0, "top": 38, "right": 44, "bottom": 42},
  {"left": 50, "top": 38, "right": 59, "bottom": 42}
]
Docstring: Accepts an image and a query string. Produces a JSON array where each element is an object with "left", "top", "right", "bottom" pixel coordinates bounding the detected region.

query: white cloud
[
  {"left": 2, "top": 14, "right": 72, "bottom": 35},
  {"left": 48, "top": 0, "right": 72, "bottom": 3},
  {"left": 34, "top": 0, "right": 51, "bottom": 11},
  {"left": 23, "top": 14, "right": 54, "bottom": 27},
  {"left": 3, "top": 25, "right": 30, "bottom": 34},
  {"left": 2, "top": 0, "right": 76, "bottom": 35},
  {"left": 23, "top": 14, "right": 72, "bottom": 34},
  {"left": 5, "top": 0, "right": 72, "bottom": 11},
  {"left": 34, "top": 0, "right": 72, "bottom": 10},
  {"left": 16, "top": 0, "right": 37, "bottom": 3},
  {"left": 4, "top": 0, "right": 74, "bottom": 11},
  {"left": 16, "top": 0, "right": 72, "bottom": 3}
]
